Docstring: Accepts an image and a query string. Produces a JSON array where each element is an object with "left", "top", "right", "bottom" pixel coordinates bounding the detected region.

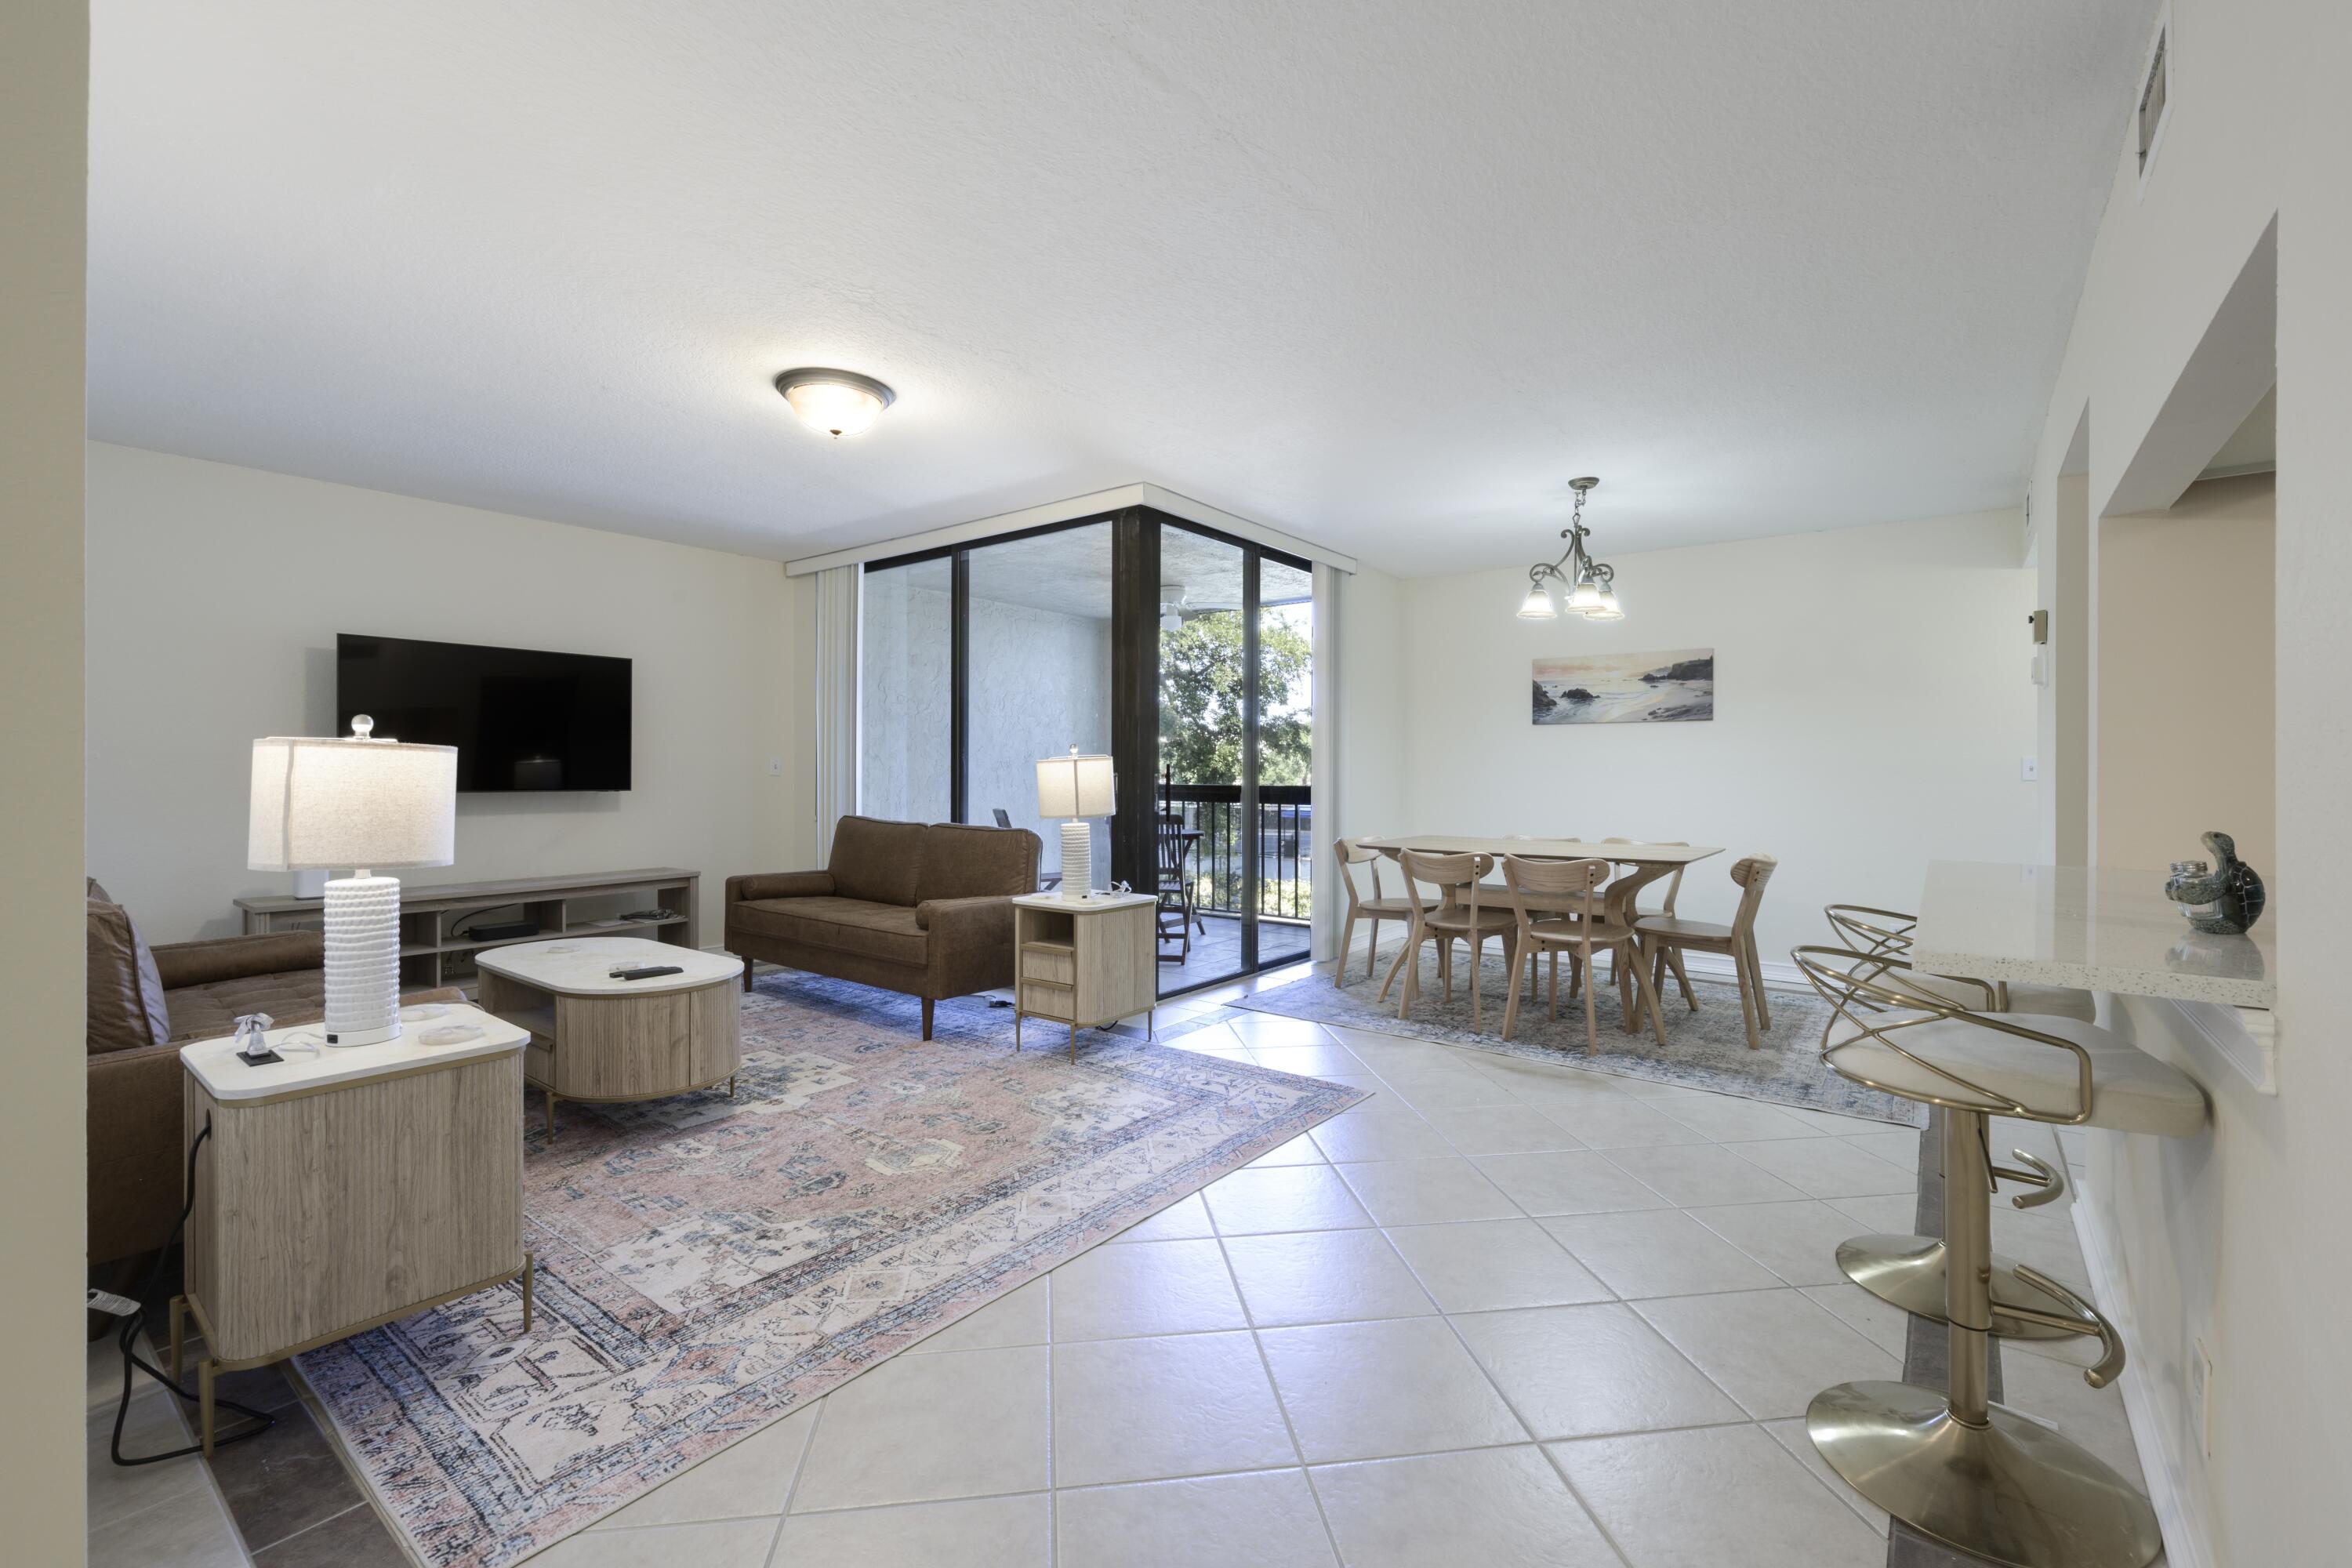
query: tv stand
[{"left": 235, "top": 866, "right": 699, "bottom": 994}]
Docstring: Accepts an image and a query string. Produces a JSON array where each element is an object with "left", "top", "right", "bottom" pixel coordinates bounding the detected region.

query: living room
[{"left": 11, "top": 5, "right": 2351, "bottom": 1568}]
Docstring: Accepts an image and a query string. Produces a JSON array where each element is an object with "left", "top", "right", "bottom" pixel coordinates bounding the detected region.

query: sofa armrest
[
  {"left": 151, "top": 930, "right": 325, "bottom": 990},
  {"left": 727, "top": 870, "right": 836, "bottom": 904},
  {"left": 87, "top": 1039, "right": 190, "bottom": 1264}
]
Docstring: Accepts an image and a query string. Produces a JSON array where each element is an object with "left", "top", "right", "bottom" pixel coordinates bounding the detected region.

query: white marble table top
[
  {"left": 1912, "top": 861, "right": 2275, "bottom": 1009},
  {"left": 1356, "top": 835, "right": 1722, "bottom": 865},
  {"left": 182, "top": 1004, "right": 527, "bottom": 1101},
  {"left": 474, "top": 936, "right": 743, "bottom": 994}
]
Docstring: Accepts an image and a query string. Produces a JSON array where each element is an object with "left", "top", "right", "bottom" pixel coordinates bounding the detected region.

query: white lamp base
[
  {"left": 1060, "top": 819, "right": 1092, "bottom": 901},
  {"left": 323, "top": 873, "right": 404, "bottom": 1047}
]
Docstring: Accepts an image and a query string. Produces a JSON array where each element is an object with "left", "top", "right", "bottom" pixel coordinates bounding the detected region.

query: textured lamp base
[
  {"left": 1838, "top": 1235, "right": 2092, "bottom": 1341},
  {"left": 324, "top": 873, "right": 404, "bottom": 1047},
  {"left": 1061, "top": 818, "right": 1091, "bottom": 901}
]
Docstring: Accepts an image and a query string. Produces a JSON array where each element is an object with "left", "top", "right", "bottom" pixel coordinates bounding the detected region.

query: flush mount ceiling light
[
  {"left": 1159, "top": 584, "right": 1189, "bottom": 633},
  {"left": 1516, "top": 477, "right": 1623, "bottom": 622},
  {"left": 773, "top": 368, "right": 896, "bottom": 437}
]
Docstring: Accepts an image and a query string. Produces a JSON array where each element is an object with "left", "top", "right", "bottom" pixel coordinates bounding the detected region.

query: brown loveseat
[
  {"left": 725, "top": 815, "right": 1040, "bottom": 1038},
  {"left": 85, "top": 880, "right": 463, "bottom": 1268}
]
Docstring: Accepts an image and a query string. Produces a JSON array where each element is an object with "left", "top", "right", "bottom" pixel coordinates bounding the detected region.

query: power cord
[{"left": 108, "top": 1117, "right": 278, "bottom": 1464}]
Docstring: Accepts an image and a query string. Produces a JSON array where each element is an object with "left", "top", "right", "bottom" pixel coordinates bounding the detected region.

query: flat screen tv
[{"left": 337, "top": 633, "right": 632, "bottom": 792}]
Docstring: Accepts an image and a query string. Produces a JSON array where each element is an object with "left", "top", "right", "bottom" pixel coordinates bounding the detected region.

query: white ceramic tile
[
  {"left": 1550, "top": 1423, "right": 1886, "bottom": 1567},
  {"left": 1823, "top": 1193, "right": 1918, "bottom": 1232},
  {"left": 1221, "top": 1229, "right": 1439, "bottom": 1327},
  {"left": 1247, "top": 1131, "right": 1330, "bottom": 1169},
  {"left": 1798, "top": 1282, "right": 1912, "bottom": 1359},
  {"left": 1334, "top": 1157, "right": 1521, "bottom": 1226},
  {"left": 87, "top": 1486, "right": 245, "bottom": 1568},
  {"left": 1308, "top": 1112, "right": 1457, "bottom": 1163},
  {"left": 1723, "top": 1136, "right": 1915, "bottom": 1199},
  {"left": 1540, "top": 1098, "right": 1714, "bottom": 1149},
  {"left": 1761, "top": 1417, "right": 1890, "bottom": 1535},
  {"left": 1201, "top": 1165, "right": 1374, "bottom": 1236},
  {"left": 1685, "top": 1200, "right": 1872, "bottom": 1287},
  {"left": 1110, "top": 1192, "right": 1216, "bottom": 1243},
  {"left": 1996, "top": 1338, "right": 2148, "bottom": 1487},
  {"left": 1599, "top": 1142, "right": 1809, "bottom": 1207},
  {"left": 1225, "top": 1013, "right": 1341, "bottom": 1048},
  {"left": 1051, "top": 1332, "right": 1297, "bottom": 1486},
  {"left": 1834, "top": 1128, "right": 1922, "bottom": 1171},
  {"left": 909, "top": 1276, "right": 1051, "bottom": 1352},
  {"left": 1452, "top": 1302, "right": 1745, "bottom": 1439},
  {"left": 1249, "top": 1044, "right": 1367, "bottom": 1076},
  {"left": 1371, "top": 1069, "right": 1517, "bottom": 1112},
  {"left": 598, "top": 1404, "right": 816, "bottom": 1527},
  {"left": 1054, "top": 1468, "right": 1337, "bottom": 1568},
  {"left": 1541, "top": 1209, "right": 1784, "bottom": 1299},
  {"left": 1776, "top": 1105, "right": 1902, "bottom": 1134},
  {"left": 1632, "top": 1289, "right": 1900, "bottom": 1420},
  {"left": 1642, "top": 1089, "right": 1830, "bottom": 1142},
  {"left": 1382, "top": 1219, "right": 1610, "bottom": 1314},
  {"left": 1469, "top": 1150, "right": 1671, "bottom": 1216},
  {"left": 1258, "top": 1317, "right": 1527, "bottom": 1463},
  {"left": 1310, "top": 1444, "right": 1620, "bottom": 1567},
  {"left": 1414, "top": 1102, "right": 1587, "bottom": 1155},
  {"left": 789, "top": 1345, "right": 1051, "bottom": 1512},
  {"left": 1048, "top": 1238, "right": 1249, "bottom": 1341},
  {"left": 774, "top": 1492, "right": 1048, "bottom": 1567},
  {"left": 536, "top": 1517, "right": 781, "bottom": 1568},
  {"left": 86, "top": 1398, "right": 209, "bottom": 1527}
]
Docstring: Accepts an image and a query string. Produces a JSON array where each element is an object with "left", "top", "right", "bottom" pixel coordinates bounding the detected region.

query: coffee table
[{"left": 475, "top": 937, "right": 744, "bottom": 1137}]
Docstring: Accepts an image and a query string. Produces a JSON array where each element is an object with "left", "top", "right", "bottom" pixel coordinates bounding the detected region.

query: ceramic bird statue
[{"left": 2164, "top": 831, "right": 2267, "bottom": 935}]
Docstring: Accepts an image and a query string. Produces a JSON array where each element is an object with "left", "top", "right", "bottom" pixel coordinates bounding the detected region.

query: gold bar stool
[
  {"left": 1820, "top": 906, "right": 2102, "bottom": 1338},
  {"left": 1792, "top": 945, "right": 2208, "bottom": 1568}
]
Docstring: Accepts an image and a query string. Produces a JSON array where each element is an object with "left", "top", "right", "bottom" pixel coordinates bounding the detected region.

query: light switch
[
  {"left": 2020, "top": 756, "right": 2039, "bottom": 782},
  {"left": 768, "top": 757, "right": 783, "bottom": 777}
]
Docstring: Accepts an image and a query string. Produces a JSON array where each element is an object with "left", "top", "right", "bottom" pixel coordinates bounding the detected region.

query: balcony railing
[{"left": 1158, "top": 784, "right": 1311, "bottom": 920}]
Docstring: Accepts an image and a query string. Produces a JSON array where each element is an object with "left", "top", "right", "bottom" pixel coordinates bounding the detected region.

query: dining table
[{"left": 1352, "top": 835, "right": 1724, "bottom": 929}]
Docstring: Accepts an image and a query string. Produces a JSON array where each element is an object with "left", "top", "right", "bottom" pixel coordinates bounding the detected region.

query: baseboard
[
  {"left": 1336, "top": 931, "right": 1809, "bottom": 994},
  {"left": 2071, "top": 1200, "right": 2216, "bottom": 1568}
]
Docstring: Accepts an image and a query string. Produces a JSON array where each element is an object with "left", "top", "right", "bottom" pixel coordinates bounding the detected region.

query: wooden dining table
[{"left": 1353, "top": 836, "right": 1723, "bottom": 928}]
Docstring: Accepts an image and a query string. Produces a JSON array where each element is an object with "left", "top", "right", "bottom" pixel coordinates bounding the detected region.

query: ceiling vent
[{"left": 2136, "top": 18, "right": 2171, "bottom": 187}]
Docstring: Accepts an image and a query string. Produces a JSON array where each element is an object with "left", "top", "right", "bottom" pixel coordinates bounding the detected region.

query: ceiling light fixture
[
  {"left": 774, "top": 368, "right": 896, "bottom": 437},
  {"left": 1515, "top": 477, "right": 1622, "bottom": 622},
  {"left": 1159, "top": 584, "right": 1189, "bottom": 633}
]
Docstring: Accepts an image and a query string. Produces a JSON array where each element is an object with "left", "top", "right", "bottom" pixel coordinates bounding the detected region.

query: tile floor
[{"left": 89, "top": 961, "right": 2151, "bottom": 1567}]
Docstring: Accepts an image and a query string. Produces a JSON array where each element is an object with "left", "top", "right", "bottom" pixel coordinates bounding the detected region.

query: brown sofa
[
  {"left": 725, "top": 815, "right": 1041, "bottom": 1038},
  {"left": 85, "top": 880, "right": 463, "bottom": 1268}
]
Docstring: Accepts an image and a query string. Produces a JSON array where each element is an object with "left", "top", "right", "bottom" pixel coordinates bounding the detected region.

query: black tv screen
[{"left": 337, "top": 633, "right": 632, "bottom": 792}]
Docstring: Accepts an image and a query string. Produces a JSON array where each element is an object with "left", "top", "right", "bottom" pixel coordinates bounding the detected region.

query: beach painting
[{"left": 1532, "top": 648, "right": 1715, "bottom": 724}]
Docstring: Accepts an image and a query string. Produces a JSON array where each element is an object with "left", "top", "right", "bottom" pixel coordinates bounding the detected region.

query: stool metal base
[
  {"left": 1838, "top": 1234, "right": 2090, "bottom": 1341},
  {"left": 1808, "top": 1380, "right": 2163, "bottom": 1568}
]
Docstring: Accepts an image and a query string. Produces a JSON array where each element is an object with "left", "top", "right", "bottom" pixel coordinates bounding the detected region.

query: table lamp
[
  {"left": 249, "top": 715, "right": 456, "bottom": 1047},
  {"left": 1035, "top": 746, "right": 1115, "bottom": 902}
]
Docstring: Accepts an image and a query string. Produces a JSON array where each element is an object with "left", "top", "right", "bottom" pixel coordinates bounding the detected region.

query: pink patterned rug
[{"left": 297, "top": 973, "right": 1360, "bottom": 1566}]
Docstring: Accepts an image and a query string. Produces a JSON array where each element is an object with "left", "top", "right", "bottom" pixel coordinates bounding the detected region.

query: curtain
[
  {"left": 813, "top": 564, "right": 858, "bottom": 862},
  {"left": 1310, "top": 562, "right": 1341, "bottom": 964}
]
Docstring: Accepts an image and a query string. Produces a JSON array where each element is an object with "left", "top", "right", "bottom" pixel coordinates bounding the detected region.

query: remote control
[{"left": 609, "top": 964, "right": 684, "bottom": 981}]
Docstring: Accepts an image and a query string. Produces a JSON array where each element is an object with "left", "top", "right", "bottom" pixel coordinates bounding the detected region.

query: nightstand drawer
[
  {"left": 1020, "top": 980, "right": 1076, "bottom": 1020},
  {"left": 1019, "top": 942, "right": 1076, "bottom": 986}
]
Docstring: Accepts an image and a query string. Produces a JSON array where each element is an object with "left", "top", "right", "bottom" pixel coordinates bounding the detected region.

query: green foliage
[{"left": 1156, "top": 610, "right": 1312, "bottom": 786}]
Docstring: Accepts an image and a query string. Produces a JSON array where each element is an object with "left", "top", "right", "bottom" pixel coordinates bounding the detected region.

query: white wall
[
  {"left": 1, "top": 0, "right": 88, "bottom": 1554},
  {"left": 1389, "top": 512, "right": 2038, "bottom": 965},
  {"left": 85, "top": 444, "right": 814, "bottom": 944}
]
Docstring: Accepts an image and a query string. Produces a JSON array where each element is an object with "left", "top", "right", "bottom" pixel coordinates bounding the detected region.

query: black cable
[{"left": 110, "top": 1117, "right": 279, "bottom": 1465}]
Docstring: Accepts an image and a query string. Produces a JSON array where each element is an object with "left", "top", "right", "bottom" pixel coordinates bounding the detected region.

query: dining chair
[
  {"left": 1500, "top": 855, "right": 1668, "bottom": 1052},
  {"left": 1634, "top": 854, "right": 1778, "bottom": 1048},
  {"left": 1606, "top": 839, "right": 1695, "bottom": 1004},
  {"left": 1153, "top": 814, "right": 1193, "bottom": 962},
  {"left": 1334, "top": 839, "right": 1413, "bottom": 987},
  {"left": 1381, "top": 851, "right": 1519, "bottom": 1029}
]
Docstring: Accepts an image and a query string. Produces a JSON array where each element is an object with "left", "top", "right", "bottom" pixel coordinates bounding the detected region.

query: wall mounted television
[{"left": 337, "top": 633, "right": 633, "bottom": 792}]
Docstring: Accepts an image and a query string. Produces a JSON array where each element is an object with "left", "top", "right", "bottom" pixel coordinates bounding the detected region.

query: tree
[{"left": 1156, "top": 610, "right": 1312, "bottom": 785}]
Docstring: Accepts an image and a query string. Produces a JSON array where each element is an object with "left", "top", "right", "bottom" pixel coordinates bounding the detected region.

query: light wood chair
[
  {"left": 1635, "top": 854, "right": 1778, "bottom": 1048},
  {"left": 1500, "top": 856, "right": 1670, "bottom": 1052},
  {"left": 1605, "top": 837, "right": 1694, "bottom": 1004},
  {"left": 1153, "top": 813, "right": 1194, "bottom": 963},
  {"left": 1334, "top": 839, "right": 1413, "bottom": 987},
  {"left": 1380, "top": 850, "right": 1519, "bottom": 1029}
]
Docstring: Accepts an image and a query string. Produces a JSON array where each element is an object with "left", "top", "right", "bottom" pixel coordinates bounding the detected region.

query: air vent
[{"left": 2136, "top": 23, "right": 2170, "bottom": 181}]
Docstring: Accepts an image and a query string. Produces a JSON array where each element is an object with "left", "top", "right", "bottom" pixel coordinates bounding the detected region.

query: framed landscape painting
[{"left": 1532, "top": 648, "right": 1714, "bottom": 724}]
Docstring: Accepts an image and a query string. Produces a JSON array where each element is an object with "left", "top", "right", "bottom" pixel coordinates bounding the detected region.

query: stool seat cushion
[
  {"left": 1824, "top": 1011, "right": 2207, "bottom": 1138},
  {"left": 1840, "top": 961, "right": 2097, "bottom": 1023}
]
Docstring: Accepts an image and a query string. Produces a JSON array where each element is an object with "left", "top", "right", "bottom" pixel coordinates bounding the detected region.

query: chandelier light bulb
[{"left": 1517, "top": 580, "right": 1561, "bottom": 620}]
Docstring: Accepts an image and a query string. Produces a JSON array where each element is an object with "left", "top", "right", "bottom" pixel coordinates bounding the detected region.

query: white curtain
[
  {"left": 1310, "top": 563, "right": 1342, "bottom": 964},
  {"left": 813, "top": 564, "right": 858, "bottom": 863}
]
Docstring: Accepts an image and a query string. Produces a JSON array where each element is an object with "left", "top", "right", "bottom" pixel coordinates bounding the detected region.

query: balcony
[{"left": 1156, "top": 783, "right": 1312, "bottom": 984}]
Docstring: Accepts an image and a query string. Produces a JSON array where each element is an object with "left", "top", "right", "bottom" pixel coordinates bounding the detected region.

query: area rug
[
  {"left": 297, "top": 973, "right": 1363, "bottom": 1568},
  {"left": 1236, "top": 949, "right": 1925, "bottom": 1127}
]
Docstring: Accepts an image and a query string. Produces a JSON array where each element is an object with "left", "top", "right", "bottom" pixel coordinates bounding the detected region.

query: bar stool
[
  {"left": 1380, "top": 851, "right": 1519, "bottom": 1029},
  {"left": 1333, "top": 839, "right": 1413, "bottom": 987},
  {"left": 1792, "top": 945, "right": 2208, "bottom": 1568},
  {"left": 1827, "top": 904, "right": 2097, "bottom": 1021}
]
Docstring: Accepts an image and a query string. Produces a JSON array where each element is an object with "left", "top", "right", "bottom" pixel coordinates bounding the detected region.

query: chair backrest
[
  {"left": 1727, "top": 854, "right": 1778, "bottom": 937},
  {"left": 1500, "top": 856, "right": 1611, "bottom": 945},
  {"left": 1399, "top": 850, "right": 1491, "bottom": 919},
  {"left": 1156, "top": 816, "right": 1189, "bottom": 878},
  {"left": 1334, "top": 838, "right": 1387, "bottom": 912}
]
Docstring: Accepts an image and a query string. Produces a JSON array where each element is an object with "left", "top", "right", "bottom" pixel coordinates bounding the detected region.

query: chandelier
[{"left": 1515, "top": 477, "right": 1622, "bottom": 621}]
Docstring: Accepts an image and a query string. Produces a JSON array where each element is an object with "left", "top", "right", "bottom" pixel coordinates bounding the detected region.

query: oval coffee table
[{"left": 475, "top": 936, "right": 744, "bottom": 1138}]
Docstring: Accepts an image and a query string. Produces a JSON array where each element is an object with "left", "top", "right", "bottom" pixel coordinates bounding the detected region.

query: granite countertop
[{"left": 1911, "top": 861, "right": 2276, "bottom": 1010}]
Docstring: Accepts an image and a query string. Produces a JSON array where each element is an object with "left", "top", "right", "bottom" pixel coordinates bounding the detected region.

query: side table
[
  {"left": 169, "top": 1004, "right": 532, "bottom": 1452},
  {"left": 1012, "top": 892, "right": 1159, "bottom": 1058}
]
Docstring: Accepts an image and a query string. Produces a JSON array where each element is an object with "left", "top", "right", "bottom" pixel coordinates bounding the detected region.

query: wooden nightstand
[
  {"left": 1011, "top": 892, "right": 1158, "bottom": 1058},
  {"left": 168, "top": 1004, "right": 533, "bottom": 1452}
]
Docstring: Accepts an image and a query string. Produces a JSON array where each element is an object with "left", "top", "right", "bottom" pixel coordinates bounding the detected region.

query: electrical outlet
[
  {"left": 2020, "top": 755, "right": 2039, "bottom": 782},
  {"left": 2192, "top": 1337, "right": 2215, "bottom": 1457}
]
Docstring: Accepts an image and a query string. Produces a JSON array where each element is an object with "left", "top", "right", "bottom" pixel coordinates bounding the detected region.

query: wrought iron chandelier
[{"left": 1515, "top": 476, "right": 1621, "bottom": 621}]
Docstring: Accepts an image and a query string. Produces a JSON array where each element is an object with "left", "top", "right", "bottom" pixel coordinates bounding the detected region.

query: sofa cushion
[
  {"left": 827, "top": 815, "right": 927, "bottom": 906},
  {"left": 916, "top": 822, "right": 1040, "bottom": 902},
  {"left": 732, "top": 895, "right": 929, "bottom": 967},
  {"left": 87, "top": 897, "right": 172, "bottom": 1055}
]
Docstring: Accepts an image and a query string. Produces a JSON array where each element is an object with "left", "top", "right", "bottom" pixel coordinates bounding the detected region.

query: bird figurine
[{"left": 2164, "top": 831, "right": 2267, "bottom": 935}]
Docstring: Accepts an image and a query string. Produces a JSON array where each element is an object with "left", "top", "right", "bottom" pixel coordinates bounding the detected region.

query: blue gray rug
[{"left": 1234, "top": 948, "right": 1926, "bottom": 1127}]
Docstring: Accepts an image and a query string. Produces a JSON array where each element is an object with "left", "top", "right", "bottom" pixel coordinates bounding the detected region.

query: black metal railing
[{"left": 1156, "top": 784, "right": 1312, "bottom": 920}]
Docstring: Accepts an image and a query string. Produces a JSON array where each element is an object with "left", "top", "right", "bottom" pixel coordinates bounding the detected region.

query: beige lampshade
[
  {"left": 249, "top": 727, "right": 458, "bottom": 871},
  {"left": 1036, "top": 751, "right": 1116, "bottom": 819}
]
